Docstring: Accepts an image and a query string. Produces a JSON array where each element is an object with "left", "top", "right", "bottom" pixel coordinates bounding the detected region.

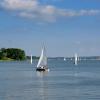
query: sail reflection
[
  {"left": 36, "top": 71, "right": 48, "bottom": 78},
  {"left": 36, "top": 71, "right": 49, "bottom": 100}
]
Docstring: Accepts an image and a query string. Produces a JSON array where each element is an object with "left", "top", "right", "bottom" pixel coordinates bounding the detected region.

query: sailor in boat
[{"left": 36, "top": 65, "right": 48, "bottom": 71}]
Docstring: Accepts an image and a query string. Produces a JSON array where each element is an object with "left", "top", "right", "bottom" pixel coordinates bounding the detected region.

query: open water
[{"left": 0, "top": 59, "right": 100, "bottom": 100}]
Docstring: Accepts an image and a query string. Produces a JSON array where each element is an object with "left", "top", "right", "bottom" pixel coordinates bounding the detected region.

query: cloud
[
  {"left": 0, "top": 0, "right": 100, "bottom": 22},
  {"left": 1, "top": 0, "right": 38, "bottom": 10}
]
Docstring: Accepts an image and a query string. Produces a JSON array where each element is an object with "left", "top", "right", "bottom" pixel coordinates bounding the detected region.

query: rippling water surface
[{"left": 0, "top": 59, "right": 100, "bottom": 100}]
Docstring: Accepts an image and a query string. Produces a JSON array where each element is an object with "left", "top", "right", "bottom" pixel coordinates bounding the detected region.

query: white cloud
[
  {"left": 1, "top": 0, "right": 38, "bottom": 10},
  {"left": 0, "top": 0, "right": 100, "bottom": 22},
  {"left": 77, "top": 10, "right": 100, "bottom": 16}
]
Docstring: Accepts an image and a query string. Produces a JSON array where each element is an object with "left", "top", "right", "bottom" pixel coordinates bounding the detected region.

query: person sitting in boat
[
  {"left": 40, "top": 65, "right": 47, "bottom": 69},
  {"left": 41, "top": 66, "right": 44, "bottom": 69}
]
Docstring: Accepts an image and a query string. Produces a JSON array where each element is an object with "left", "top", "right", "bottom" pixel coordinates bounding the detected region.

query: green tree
[{"left": 0, "top": 48, "right": 26, "bottom": 60}]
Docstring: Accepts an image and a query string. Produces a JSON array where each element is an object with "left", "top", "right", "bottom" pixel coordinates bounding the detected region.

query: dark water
[{"left": 0, "top": 59, "right": 100, "bottom": 100}]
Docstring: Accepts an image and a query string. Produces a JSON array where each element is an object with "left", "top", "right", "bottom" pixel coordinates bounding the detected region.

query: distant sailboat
[
  {"left": 30, "top": 54, "right": 33, "bottom": 64},
  {"left": 74, "top": 53, "right": 78, "bottom": 65},
  {"left": 36, "top": 46, "right": 49, "bottom": 71},
  {"left": 70, "top": 58, "right": 73, "bottom": 60},
  {"left": 64, "top": 57, "right": 66, "bottom": 61}
]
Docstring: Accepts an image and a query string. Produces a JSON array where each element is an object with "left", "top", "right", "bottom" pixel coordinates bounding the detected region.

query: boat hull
[{"left": 36, "top": 67, "right": 49, "bottom": 71}]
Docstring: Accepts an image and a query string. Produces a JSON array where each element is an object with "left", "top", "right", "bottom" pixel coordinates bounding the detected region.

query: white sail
[
  {"left": 37, "top": 47, "right": 47, "bottom": 68},
  {"left": 30, "top": 54, "right": 32, "bottom": 64},
  {"left": 75, "top": 53, "right": 78, "bottom": 65},
  {"left": 64, "top": 57, "right": 66, "bottom": 61}
]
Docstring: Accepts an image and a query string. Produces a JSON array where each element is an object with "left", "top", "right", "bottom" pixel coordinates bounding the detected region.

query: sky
[{"left": 0, "top": 0, "right": 100, "bottom": 57}]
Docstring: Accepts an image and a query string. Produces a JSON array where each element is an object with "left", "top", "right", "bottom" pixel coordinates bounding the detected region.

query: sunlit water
[{"left": 0, "top": 59, "right": 100, "bottom": 100}]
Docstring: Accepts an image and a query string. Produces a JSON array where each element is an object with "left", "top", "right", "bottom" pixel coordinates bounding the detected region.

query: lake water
[{"left": 0, "top": 59, "right": 100, "bottom": 100}]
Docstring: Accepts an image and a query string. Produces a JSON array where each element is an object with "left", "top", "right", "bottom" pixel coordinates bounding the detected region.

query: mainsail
[
  {"left": 30, "top": 54, "right": 32, "bottom": 64},
  {"left": 37, "top": 47, "right": 47, "bottom": 68},
  {"left": 64, "top": 57, "right": 66, "bottom": 61}
]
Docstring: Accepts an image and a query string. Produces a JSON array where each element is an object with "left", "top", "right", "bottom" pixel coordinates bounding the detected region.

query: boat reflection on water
[
  {"left": 36, "top": 71, "right": 49, "bottom": 100},
  {"left": 36, "top": 71, "right": 49, "bottom": 78}
]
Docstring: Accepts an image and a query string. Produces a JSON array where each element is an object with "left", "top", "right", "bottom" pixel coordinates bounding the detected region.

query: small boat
[
  {"left": 64, "top": 57, "right": 66, "bottom": 61},
  {"left": 36, "top": 46, "right": 49, "bottom": 71}
]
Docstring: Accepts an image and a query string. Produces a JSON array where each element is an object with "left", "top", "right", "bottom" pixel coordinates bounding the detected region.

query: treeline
[
  {"left": 26, "top": 56, "right": 39, "bottom": 59},
  {"left": 0, "top": 48, "right": 26, "bottom": 60}
]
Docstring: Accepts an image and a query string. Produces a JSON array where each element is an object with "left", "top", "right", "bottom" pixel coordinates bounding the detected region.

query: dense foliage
[{"left": 0, "top": 48, "right": 26, "bottom": 60}]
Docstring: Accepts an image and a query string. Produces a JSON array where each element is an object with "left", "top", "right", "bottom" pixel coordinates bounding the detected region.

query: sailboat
[
  {"left": 64, "top": 57, "right": 66, "bottom": 61},
  {"left": 30, "top": 54, "right": 33, "bottom": 64},
  {"left": 74, "top": 53, "right": 78, "bottom": 65},
  {"left": 36, "top": 46, "right": 49, "bottom": 71}
]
